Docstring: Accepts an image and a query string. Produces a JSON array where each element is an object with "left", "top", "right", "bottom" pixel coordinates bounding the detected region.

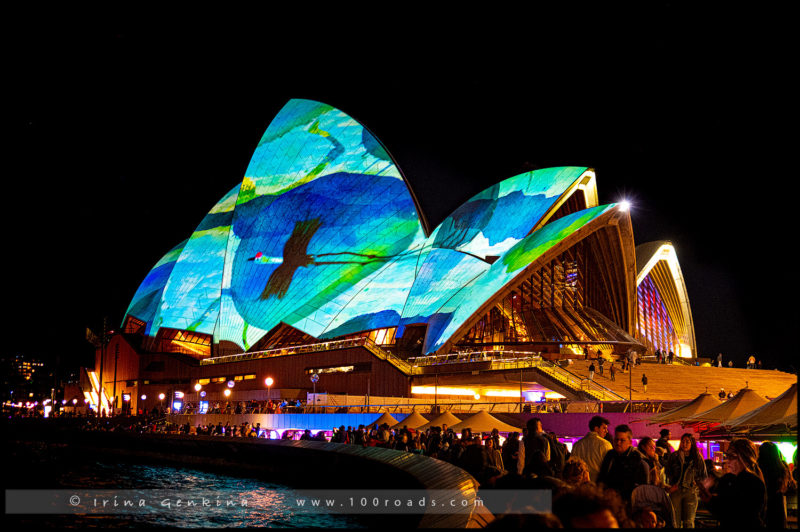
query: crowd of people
[
  {"left": 12, "top": 409, "right": 797, "bottom": 527},
  {"left": 313, "top": 415, "right": 797, "bottom": 528},
  {"left": 485, "top": 417, "right": 797, "bottom": 528}
]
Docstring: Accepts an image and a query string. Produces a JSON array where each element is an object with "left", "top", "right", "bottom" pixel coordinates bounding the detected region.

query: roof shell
[{"left": 124, "top": 100, "right": 623, "bottom": 355}]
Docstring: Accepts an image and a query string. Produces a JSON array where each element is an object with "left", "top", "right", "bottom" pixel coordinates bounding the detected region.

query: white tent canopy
[{"left": 447, "top": 410, "right": 522, "bottom": 433}]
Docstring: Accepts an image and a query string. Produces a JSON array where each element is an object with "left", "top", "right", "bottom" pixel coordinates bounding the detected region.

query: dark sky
[{"left": 7, "top": 13, "right": 797, "bottom": 374}]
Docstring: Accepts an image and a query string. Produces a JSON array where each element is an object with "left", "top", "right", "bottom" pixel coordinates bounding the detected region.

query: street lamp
[
  {"left": 194, "top": 383, "right": 202, "bottom": 412},
  {"left": 265, "top": 377, "right": 274, "bottom": 401},
  {"left": 159, "top": 393, "right": 165, "bottom": 413}
]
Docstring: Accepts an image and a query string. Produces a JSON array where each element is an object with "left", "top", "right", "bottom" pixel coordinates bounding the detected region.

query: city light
[{"left": 265, "top": 377, "right": 274, "bottom": 400}]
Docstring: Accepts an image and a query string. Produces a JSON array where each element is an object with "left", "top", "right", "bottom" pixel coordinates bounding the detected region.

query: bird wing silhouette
[{"left": 261, "top": 218, "right": 322, "bottom": 300}]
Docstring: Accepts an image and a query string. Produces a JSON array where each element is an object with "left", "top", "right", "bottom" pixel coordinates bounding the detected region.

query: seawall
[{"left": 7, "top": 425, "right": 493, "bottom": 529}]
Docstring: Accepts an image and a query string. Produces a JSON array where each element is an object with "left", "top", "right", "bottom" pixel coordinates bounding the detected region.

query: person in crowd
[
  {"left": 523, "top": 418, "right": 551, "bottom": 476},
  {"left": 642, "top": 373, "right": 648, "bottom": 393},
  {"left": 656, "top": 428, "right": 674, "bottom": 455},
  {"left": 571, "top": 415, "right": 612, "bottom": 483},
  {"left": 588, "top": 361, "right": 595, "bottom": 381},
  {"left": 698, "top": 438, "right": 766, "bottom": 529},
  {"left": 489, "top": 428, "right": 500, "bottom": 449},
  {"left": 411, "top": 431, "right": 425, "bottom": 454},
  {"left": 552, "top": 482, "right": 630, "bottom": 528},
  {"left": 597, "top": 424, "right": 650, "bottom": 500},
  {"left": 393, "top": 431, "right": 410, "bottom": 452},
  {"left": 562, "top": 457, "right": 591, "bottom": 486},
  {"left": 598, "top": 356, "right": 604, "bottom": 376},
  {"left": 425, "top": 427, "right": 442, "bottom": 458},
  {"left": 484, "top": 437, "right": 505, "bottom": 475},
  {"left": 609, "top": 362, "right": 616, "bottom": 381},
  {"left": 501, "top": 431, "right": 524, "bottom": 476},
  {"left": 632, "top": 508, "right": 659, "bottom": 528},
  {"left": 545, "top": 431, "right": 567, "bottom": 478},
  {"left": 665, "top": 433, "right": 706, "bottom": 528},
  {"left": 757, "top": 440, "right": 797, "bottom": 528},
  {"left": 638, "top": 436, "right": 666, "bottom": 487}
]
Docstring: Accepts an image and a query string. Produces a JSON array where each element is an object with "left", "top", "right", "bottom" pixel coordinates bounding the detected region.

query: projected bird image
[{"left": 249, "top": 218, "right": 409, "bottom": 300}]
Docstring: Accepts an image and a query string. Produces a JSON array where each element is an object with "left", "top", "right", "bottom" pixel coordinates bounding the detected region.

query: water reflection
[{"left": 13, "top": 460, "right": 366, "bottom": 528}]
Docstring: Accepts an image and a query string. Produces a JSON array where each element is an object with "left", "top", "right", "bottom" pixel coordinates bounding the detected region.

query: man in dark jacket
[
  {"left": 523, "top": 417, "right": 551, "bottom": 476},
  {"left": 597, "top": 424, "right": 650, "bottom": 500},
  {"left": 656, "top": 429, "right": 674, "bottom": 454}
]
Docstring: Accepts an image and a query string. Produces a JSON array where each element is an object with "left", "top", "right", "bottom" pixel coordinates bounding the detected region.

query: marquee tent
[
  {"left": 417, "top": 411, "right": 462, "bottom": 431},
  {"left": 390, "top": 411, "right": 429, "bottom": 430},
  {"left": 447, "top": 410, "right": 522, "bottom": 433},
  {"left": 647, "top": 392, "right": 721, "bottom": 425},
  {"left": 681, "top": 388, "right": 767, "bottom": 429},
  {"left": 370, "top": 412, "right": 400, "bottom": 427},
  {"left": 725, "top": 383, "right": 796, "bottom": 430}
]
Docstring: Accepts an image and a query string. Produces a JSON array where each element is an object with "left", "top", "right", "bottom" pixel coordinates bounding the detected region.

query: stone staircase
[{"left": 563, "top": 359, "right": 797, "bottom": 401}]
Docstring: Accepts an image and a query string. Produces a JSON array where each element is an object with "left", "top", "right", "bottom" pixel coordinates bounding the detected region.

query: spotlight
[{"left": 618, "top": 200, "right": 631, "bottom": 212}]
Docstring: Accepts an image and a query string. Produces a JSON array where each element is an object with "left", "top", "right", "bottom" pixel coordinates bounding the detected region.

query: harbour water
[{"left": 4, "top": 445, "right": 367, "bottom": 528}]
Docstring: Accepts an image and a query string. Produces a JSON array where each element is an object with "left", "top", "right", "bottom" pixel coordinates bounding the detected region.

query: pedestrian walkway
[{"left": 564, "top": 359, "right": 796, "bottom": 401}]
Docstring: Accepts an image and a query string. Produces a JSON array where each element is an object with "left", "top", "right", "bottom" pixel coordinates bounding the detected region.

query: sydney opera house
[{"left": 87, "top": 99, "right": 699, "bottom": 414}]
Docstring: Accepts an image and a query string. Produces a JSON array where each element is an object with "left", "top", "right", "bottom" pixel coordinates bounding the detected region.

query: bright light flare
[{"left": 618, "top": 200, "right": 631, "bottom": 212}]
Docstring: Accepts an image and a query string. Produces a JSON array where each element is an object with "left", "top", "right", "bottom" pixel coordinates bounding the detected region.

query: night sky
[{"left": 7, "top": 13, "right": 796, "bottom": 375}]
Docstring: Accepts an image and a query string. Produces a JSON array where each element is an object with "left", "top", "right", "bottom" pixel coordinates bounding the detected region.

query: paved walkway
[{"left": 564, "top": 359, "right": 796, "bottom": 401}]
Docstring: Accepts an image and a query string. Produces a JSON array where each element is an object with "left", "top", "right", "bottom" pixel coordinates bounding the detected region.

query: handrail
[
  {"left": 533, "top": 360, "right": 625, "bottom": 401},
  {"left": 201, "top": 339, "right": 623, "bottom": 400}
]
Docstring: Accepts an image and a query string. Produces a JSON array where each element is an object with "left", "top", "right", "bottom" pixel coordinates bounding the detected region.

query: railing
[
  {"left": 202, "top": 341, "right": 622, "bottom": 400},
  {"left": 409, "top": 350, "right": 542, "bottom": 366},
  {"left": 411, "top": 350, "right": 624, "bottom": 401},
  {"left": 534, "top": 360, "right": 625, "bottom": 401},
  {"left": 166, "top": 398, "right": 681, "bottom": 416}
]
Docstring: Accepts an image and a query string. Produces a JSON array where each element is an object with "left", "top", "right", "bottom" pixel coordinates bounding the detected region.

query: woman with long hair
[
  {"left": 665, "top": 433, "right": 706, "bottom": 527},
  {"left": 757, "top": 441, "right": 796, "bottom": 528},
  {"left": 697, "top": 438, "right": 766, "bottom": 528},
  {"left": 638, "top": 436, "right": 666, "bottom": 487}
]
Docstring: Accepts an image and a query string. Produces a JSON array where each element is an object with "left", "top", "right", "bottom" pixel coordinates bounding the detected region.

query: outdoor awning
[
  {"left": 417, "top": 411, "right": 462, "bottom": 431},
  {"left": 447, "top": 410, "right": 522, "bottom": 433},
  {"left": 369, "top": 412, "right": 400, "bottom": 428},
  {"left": 390, "top": 411, "right": 429, "bottom": 430},
  {"left": 725, "top": 383, "right": 796, "bottom": 430},
  {"left": 748, "top": 413, "right": 798, "bottom": 437},
  {"left": 681, "top": 388, "right": 767, "bottom": 429},
  {"left": 647, "top": 392, "right": 721, "bottom": 425}
]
